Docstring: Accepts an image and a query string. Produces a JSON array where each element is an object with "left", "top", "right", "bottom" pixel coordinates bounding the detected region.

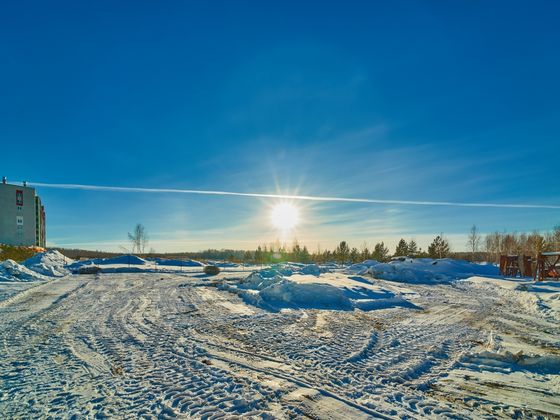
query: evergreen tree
[
  {"left": 428, "top": 235, "right": 450, "bottom": 259},
  {"left": 349, "top": 247, "right": 360, "bottom": 263},
  {"left": 301, "top": 246, "right": 310, "bottom": 263},
  {"left": 255, "top": 246, "right": 263, "bottom": 265},
  {"left": 372, "top": 242, "right": 390, "bottom": 262},
  {"left": 291, "top": 241, "right": 302, "bottom": 262},
  {"left": 407, "top": 239, "right": 418, "bottom": 256},
  {"left": 335, "top": 241, "right": 350, "bottom": 263},
  {"left": 361, "top": 246, "right": 370, "bottom": 261},
  {"left": 394, "top": 238, "right": 409, "bottom": 256}
]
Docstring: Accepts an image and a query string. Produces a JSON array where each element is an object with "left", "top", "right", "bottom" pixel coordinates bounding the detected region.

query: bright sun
[{"left": 270, "top": 202, "right": 299, "bottom": 230}]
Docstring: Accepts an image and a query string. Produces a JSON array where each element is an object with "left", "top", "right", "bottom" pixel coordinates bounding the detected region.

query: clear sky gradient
[{"left": 1, "top": 1, "right": 559, "bottom": 252}]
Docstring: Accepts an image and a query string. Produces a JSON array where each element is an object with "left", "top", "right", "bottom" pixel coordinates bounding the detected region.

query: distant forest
[{"left": 53, "top": 224, "right": 560, "bottom": 265}]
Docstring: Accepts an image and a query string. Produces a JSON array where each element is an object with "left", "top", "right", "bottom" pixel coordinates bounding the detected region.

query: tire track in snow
[{"left": 1, "top": 272, "right": 557, "bottom": 418}]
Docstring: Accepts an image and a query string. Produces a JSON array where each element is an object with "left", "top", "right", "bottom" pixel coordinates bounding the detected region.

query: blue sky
[{"left": 1, "top": 1, "right": 559, "bottom": 252}]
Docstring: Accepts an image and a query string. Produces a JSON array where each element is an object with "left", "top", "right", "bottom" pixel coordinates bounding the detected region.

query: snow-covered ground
[{"left": 0, "top": 256, "right": 558, "bottom": 418}]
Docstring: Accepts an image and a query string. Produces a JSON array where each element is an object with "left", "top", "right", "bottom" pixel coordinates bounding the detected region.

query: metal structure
[{"left": 534, "top": 252, "right": 560, "bottom": 282}]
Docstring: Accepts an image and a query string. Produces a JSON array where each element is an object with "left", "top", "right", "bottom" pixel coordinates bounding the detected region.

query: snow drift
[
  {"left": 0, "top": 259, "right": 52, "bottom": 282},
  {"left": 226, "top": 265, "right": 415, "bottom": 312},
  {"left": 347, "top": 258, "right": 499, "bottom": 284},
  {"left": 0, "top": 250, "right": 74, "bottom": 282},
  {"left": 68, "top": 255, "right": 147, "bottom": 269},
  {"left": 150, "top": 258, "right": 204, "bottom": 267},
  {"left": 23, "top": 250, "right": 71, "bottom": 277}
]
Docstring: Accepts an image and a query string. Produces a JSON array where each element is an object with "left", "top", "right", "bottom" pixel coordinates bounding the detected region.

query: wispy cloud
[{"left": 28, "top": 182, "right": 560, "bottom": 209}]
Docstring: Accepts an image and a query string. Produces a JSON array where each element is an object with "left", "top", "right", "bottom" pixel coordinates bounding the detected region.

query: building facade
[{"left": 0, "top": 178, "right": 46, "bottom": 247}]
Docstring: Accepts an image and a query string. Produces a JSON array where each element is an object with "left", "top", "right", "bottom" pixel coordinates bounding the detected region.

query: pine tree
[
  {"left": 407, "top": 239, "right": 418, "bottom": 256},
  {"left": 394, "top": 238, "right": 409, "bottom": 256},
  {"left": 372, "top": 242, "right": 389, "bottom": 262},
  {"left": 335, "top": 241, "right": 350, "bottom": 264},
  {"left": 350, "top": 247, "right": 360, "bottom": 263},
  {"left": 301, "top": 246, "right": 310, "bottom": 263},
  {"left": 428, "top": 235, "right": 450, "bottom": 259},
  {"left": 361, "top": 246, "right": 370, "bottom": 261},
  {"left": 291, "top": 241, "right": 301, "bottom": 262},
  {"left": 255, "top": 246, "right": 263, "bottom": 265}
]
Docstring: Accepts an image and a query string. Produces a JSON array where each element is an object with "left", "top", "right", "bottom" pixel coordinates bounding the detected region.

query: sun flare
[{"left": 270, "top": 202, "right": 299, "bottom": 231}]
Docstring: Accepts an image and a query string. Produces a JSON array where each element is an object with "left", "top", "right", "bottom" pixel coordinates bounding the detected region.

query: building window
[{"left": 16, "top": 190, "right": 24, "bottom": 206}]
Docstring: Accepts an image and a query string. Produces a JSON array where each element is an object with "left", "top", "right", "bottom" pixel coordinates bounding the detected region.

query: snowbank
[
  {"left": 226, "top": 266, "right": 415, "bottom": 312},
  {"left": 148, "top": 258, "right": 204, "bottom": 267},
  {"left": 91, "top": 255, "right": 146, "bottom": 265},
  {"left": 22, "top": 250, "right": 71, "bottom": 277},
  {"left": 208, "top": 261, "right": 239, "bottom": 268},
  {"left": 69, "top": 256, "right": 210, "bottom": 273},
  {"left": 0, "top": 250, "right": 74, "bottom": 282},
  {"left": 67, "top": 255, "right": 148, "bottom": 271},
  {"left": 0, "top": 259, "right": 52, "bottom": 282},
  {"left": 347, "top": 258, "right": 499, "bottom": 284}
]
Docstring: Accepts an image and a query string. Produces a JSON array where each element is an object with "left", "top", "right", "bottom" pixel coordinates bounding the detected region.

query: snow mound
[
  {"left": 227, "top": 267, "right": 415, "bottom": 312},
  {"left": 300, "top": 264, "right": 322, "bottom": 276},
  {"left": 346, "top": 260, "right": 380, "bottom": 274},
  {"left": 347, "top": 258, "right": 499, "bottom": 284},
  {"left": 22, "top": 250, "right": 72, "bottom": 277},
  {"left": 0, "top": 259, "right": 51, "bottom": 282},
  {"left": 210, "top": 261, "right": 239, "bottom": 268},
  {"left": 150, "top": 258, "right": 204, "bottom": 267},
  {"left": 257, "top": 280, "right": 353, "bottom": 310},
  {"left": 94, "top": 255, "right": 147, "bottom": 265},
  {"left": 68, "top": 255, "right": 147, "bottom": 271}
]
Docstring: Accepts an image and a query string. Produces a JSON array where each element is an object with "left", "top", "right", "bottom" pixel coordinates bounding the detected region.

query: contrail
[{"left": 27, "top": 182, "right": 560, "bottom": 209}]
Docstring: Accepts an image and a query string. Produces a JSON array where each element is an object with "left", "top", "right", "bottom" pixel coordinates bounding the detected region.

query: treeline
[
  {"left": 52, "top": 223, "right": 560, "bottom": 265},
  {"left": 51, "top": 248, "right": 120, "bottom": 259},
  {"left": 483, "top": 226, "right": 560, "bottom": 263},
  {"left": 52, "top": 247, "right": 251, "bottom": 262},
  {"left": 246, "top": 235, "right": 452, "bottom": 265},
  {"left": 245, "top": 224, "right": 560, "bottom": 265}
]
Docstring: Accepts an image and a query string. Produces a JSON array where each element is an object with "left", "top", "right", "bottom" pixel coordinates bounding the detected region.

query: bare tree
[
  {"left": 128, "top": 223, "right": 148, "bottom": 254},
  {"left": 467, "top": 225, "right": 481, "bottom": 261},
  {"left": 527, "top": 232, "right": 546, "bottom": 256}
]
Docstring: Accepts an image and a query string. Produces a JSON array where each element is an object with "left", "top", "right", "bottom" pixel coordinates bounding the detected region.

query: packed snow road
[{"left": 0, "top": 271, "right": 558, "bottom": 419}]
